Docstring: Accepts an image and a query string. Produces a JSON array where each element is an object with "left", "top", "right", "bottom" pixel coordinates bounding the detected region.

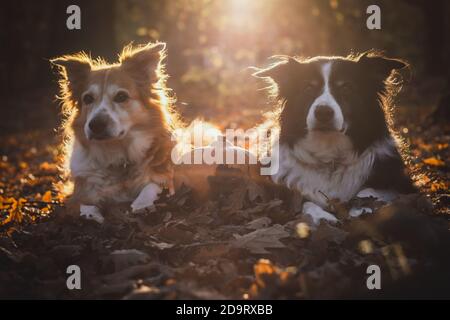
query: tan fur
[{"left": 52, "top": 43, "right": 181, "bottom": 213}]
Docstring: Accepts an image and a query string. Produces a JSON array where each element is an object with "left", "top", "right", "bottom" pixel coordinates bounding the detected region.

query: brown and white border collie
[
  {"left": 254, "top": 51, "right": 417, "bottom": 224},
  {"left": 52, "top": 42, "right": 178, "bottom": 223}
]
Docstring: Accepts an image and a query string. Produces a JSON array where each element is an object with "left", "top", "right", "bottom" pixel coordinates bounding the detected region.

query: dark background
[{"left": 1, "top": 0, "right": 449, "bottom": 134}]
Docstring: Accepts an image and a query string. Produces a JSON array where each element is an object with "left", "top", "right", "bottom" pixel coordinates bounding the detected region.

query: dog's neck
[
  {"left": 292, "top": 131, "right": 357, "bottom": 167},
  {"left": 81, "top": 130, "right": 154, "bottom": 170}
]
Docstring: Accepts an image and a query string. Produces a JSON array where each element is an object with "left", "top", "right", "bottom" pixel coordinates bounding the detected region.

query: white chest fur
[
  {"left": 70, "top": 131, "right": 153, "bottom": 178},
  {"left": 69, "top": 131, "right": 155, "bottom": 203},
  {"left": 272, "top": 132, "right": 394, "bottom": 207}
]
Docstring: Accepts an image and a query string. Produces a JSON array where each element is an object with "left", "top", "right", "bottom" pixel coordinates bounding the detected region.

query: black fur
[
  {"left": 254, "top": 52, "right": 416, "bottom": 195},
  {"left": 365, "top": 150, "right": 417, "bottom": 194}
]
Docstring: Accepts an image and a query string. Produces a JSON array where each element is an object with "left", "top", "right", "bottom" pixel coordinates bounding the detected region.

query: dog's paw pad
[
  {"left": 80, "top": 205, "right": 104, "bottom": 224},
  {"left": 303, "top": 201, "right": 338, "bottom": 225}
]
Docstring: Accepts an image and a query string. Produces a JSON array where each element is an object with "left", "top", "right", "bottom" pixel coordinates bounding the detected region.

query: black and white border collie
[{"left": 254, "top": 51, "right": 416, "bottom": 224}]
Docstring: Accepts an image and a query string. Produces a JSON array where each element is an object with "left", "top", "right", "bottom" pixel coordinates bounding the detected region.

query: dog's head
[
  {"left": 52, "top": 42, "right": 167, "bottom": 142},
  {"left": 254, "top": 52, "right": 407, "bottom": 152}
]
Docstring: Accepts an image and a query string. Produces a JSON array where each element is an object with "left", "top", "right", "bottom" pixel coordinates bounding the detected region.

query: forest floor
[{"left": 0, "top": 99, "right": 449, "bottom": 299}]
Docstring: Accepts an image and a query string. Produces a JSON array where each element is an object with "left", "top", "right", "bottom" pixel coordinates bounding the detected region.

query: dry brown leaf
[
  {"left": 42, "top": 190, "right": 52, "bottom": 203},
  {"left": 310, "top": 223, "right": 348, "bottom": 244},
  {"left": 247, "top": 180, "right": 267, "bottom": 202},
  {"left": 246, "top": 217, "right": 272, "bottom": 230},
  {"left": 254, "top": 259, "right": 276, "bottom": 287},
  {"left": 430, "top": 181, "right": 448, "bottom": 192},
  {"left": 145, "top": 241, "right": 175, "bottom": 250},
  {"left": 328, "top": 198, "right": 349, "bottom": 220},
  {"left": 231, "top": 224, "right": 290, "bottom": 254},
  {"left": 110, "top": 249, "right": 150, "bottom": 272},
  {"left": 423, "top": 157, "right": 445, "bottom": 167}
]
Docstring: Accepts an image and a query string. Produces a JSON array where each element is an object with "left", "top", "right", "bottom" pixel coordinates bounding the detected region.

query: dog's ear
[
  {"left": 252, "top": 56, "right": 296, "bottom": 88},
  {"left": 358, "top": 51, "right": 408, "bottom": 80},
  {"left": 51, "top": 54, "right": 91, "bottom": 84},
  {"left": 120, "top": 42, "right": 166, "bottom": 82}
]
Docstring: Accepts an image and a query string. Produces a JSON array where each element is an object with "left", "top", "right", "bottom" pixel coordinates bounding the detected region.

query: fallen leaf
[
  {"left": 423, "top": 157, "right": 445, "bottom": 167},
  {"left": 191, "top": 243, "right": 230, "bottom": 262},
  {"left": 39, "top": 161, "right": 58, "bottom": 173},
  {"left": 231, "top": 224, "right": 290, "bottom": 254},
  {"left": 110, "top": 249, "right": 150, "bottom": 272},
  {"left": 254, "top": 259, "right": 276, "bottom": 287},
  {"left": 123, "top": 285, "right": 163, "bottom": 300},
  {"left": 42, "top": 190, "right": 52, "bottom": 203},
  {"left": 328, "top": 198, "right": 349, "bottom": 220},
  {"left": 247, "top": 180, "right": 267, "bottom": 202},
  {"left": 310, "top": 223, "right": 348, "bottom": 245},
  {"left": 146, "top": 241, "right": 175, "bottom": 250},
  {"left": 246, "top": 217, "right": 272, "bottom": 229},
  {"left": 430, "top": 181, "right": 448, "bottom": 192}
]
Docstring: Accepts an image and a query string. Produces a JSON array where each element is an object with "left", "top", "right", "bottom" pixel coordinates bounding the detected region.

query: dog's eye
[
  {"left": 337, "top": 82, "right": 352, "bottom": 93},
  {"left": 303, "top": 82, "right": 318, "bottom": 94},
  {"left": 114, "top": 91, "right": 129, "bottom": 103},
  {"left": 82, "top": 94, "right": 94, "bottom": 105}
]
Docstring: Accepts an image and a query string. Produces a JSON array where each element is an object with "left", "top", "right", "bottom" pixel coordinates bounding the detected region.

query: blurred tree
[
  {"left": 1, "top": 0, "right": 116, "bottom": 104},
  {"left": 408, "top": 0, "right": 450, "bottom": 121},
  {"left": 410, "top": 0, "right": 448, "bottom": 76}
]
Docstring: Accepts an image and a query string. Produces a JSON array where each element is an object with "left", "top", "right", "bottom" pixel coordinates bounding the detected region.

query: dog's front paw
[
  {"left": 348, "top": 206, "right": 373, "bottom": 218},
  {"left": 356, "top": 188, "right": 397, "bottom": 202},
  {"left": 80, "top": 205, "right": 104, "bottom": 224},
  {"left": 350, "top": 188, "right": 397, "bottom": 218},
  {"left": 131, "top": 183, "right": 162, "bottom": 213},
  {"left": 302, "top": 201, "right": 338, "bottom": 225}
]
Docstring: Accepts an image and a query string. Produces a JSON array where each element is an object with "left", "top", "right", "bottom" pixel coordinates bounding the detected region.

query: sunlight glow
[{"left": 227, "top": 0, "right": 258, "bottom": 29}]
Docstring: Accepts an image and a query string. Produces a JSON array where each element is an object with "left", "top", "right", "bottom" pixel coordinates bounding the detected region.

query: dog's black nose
[
  {"left": 314, "top": 105, "right": 334, "bottom": 122},
  {"left": 88, "top": 116, "right": 108, "bottom": 136}
]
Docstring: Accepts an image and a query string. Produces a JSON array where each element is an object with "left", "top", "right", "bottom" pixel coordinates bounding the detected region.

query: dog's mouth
[
  {"left": 87, "top": 130, "right": 126, "bottom": 142},
  {"left": 312, "top": 122, "right": 337, "bottom": 132},
  {"left": 311, "top": 122, "right": 347, "bottom": 133},
  {"left": 89, "top": 133, "right": 110, "bottom": 141}
]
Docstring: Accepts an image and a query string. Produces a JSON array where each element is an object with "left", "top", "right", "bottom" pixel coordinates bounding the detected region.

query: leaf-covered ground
[{"left": 0, "top": 103, "right": 449, "bottom": 299}]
